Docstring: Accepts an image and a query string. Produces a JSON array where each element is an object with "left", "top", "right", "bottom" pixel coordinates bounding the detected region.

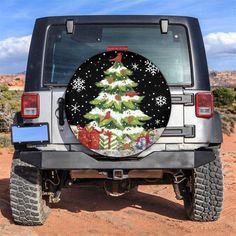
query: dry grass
[
  {"left": 0, "top": 133, "right": 11, "bottom": 148},
  {"left": 215, "top": 105, "right": 236, "bottom": 136}
]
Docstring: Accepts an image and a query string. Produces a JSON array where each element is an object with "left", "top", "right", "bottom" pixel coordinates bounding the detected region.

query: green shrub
[
  {"left": 213, "top": 87, "right": 235, "bottom": 107},
  {"left": 215, "top": 107, "right": 236, "bottom": 136},
  {"left": 0, "top": 136, "right": 11, "bottom": 148},
  {"left": 0, "top": 84, "right": 22, "bottom": 132},
  {"left": 0, "top": 84, "right": 9, "bottom": 92},
  {"left": 221, "top": 113, "right": 236, "bottom": 135},
  {"left": 2, "top": 90, "right": 12, "bottom": 100}
]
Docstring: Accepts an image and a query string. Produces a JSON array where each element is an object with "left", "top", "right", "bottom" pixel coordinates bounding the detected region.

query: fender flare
[
  {"left": 13, "top": 112, "right": 23, "bottom": 125},
  {"left": 210, "top": 111, "right": 223, "bottom": 144}
]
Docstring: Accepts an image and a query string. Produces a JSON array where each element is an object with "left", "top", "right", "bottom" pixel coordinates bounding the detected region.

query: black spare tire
[{"left": 65, "top": 51, "right": 171, "bottom": 157}]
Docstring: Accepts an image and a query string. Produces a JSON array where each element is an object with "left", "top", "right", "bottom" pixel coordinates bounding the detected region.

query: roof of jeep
[
  {"left": 35, "top": 15, "right": 198, "bottom": 25},
  {"left": 25, "top": 15, "right": 210, "bottom": 91}
]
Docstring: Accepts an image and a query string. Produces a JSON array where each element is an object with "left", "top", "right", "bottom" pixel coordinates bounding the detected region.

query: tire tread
[
  {"left": 186, "top": 148, "right": 224, "bottom": 221},
  {"left": 10, "top": 153, "right": 49, "bottom": 225}
]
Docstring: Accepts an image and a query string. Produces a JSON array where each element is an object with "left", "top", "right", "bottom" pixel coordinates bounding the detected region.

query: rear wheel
[
  {"left": 10, "top": 152, "right": 50, "bottom": 225},
  {"left": 183, "top": 148, "right": 224, "bottom": 221}
]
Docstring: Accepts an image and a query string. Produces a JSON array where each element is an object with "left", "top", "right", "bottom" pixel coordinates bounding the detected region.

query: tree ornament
[
  {"left": 120, "top": 69, "right": 127, "bottom": 76},
  {"left": 107, "top": 77, "right": 113, "bottom": 84},
  {"left": 127, "top": 116, "right": 134, "bottom": 123},
  {"left": 123, "top": 143, "right": 131, "bottom": 150},
  {"left": 115, "top": 95, "right": 121, "bottom": 101}
]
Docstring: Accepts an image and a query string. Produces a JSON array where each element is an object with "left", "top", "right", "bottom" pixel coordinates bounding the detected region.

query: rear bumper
[{"left": 19, "top": 150, "right": 215, "bottom": 170}]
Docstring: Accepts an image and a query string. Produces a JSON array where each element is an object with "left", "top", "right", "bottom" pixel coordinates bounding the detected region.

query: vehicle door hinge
[{"left": 171, "top": 94, "right": 194, "bottom": 105}]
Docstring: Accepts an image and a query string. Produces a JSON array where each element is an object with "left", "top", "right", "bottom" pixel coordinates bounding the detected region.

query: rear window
[{"left": 44, "top": 24, "right": 191, "bottom": 85}]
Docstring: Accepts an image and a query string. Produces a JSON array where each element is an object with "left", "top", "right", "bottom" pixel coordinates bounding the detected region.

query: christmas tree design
[{"left": 83, "top": 53, "right": 151, "bottom": 151}]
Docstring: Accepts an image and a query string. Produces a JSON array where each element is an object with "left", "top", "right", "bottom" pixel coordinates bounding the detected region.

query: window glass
[{"left": 44, "top": 24, "right": 191, "bottom": 85}]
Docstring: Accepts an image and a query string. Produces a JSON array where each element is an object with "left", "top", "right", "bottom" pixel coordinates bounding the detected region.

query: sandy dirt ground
[{"left": 0, "top": 132, "right": 236, "bottom": 236}]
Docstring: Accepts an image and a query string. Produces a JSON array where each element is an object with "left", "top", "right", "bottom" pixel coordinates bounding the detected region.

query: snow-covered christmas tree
[{"left": 83, "top": 53, "right": 151, "bottom": 152}]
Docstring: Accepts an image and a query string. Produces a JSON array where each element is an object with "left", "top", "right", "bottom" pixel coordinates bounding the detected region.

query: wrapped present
[
  {"left": 100, "top": 131, "right": 118, "bottom": 150},
  {"left": 136, "top": 137, "right": 146, "bottom": 150},
  {"left": 77, "top": 125, "right": 88, "bottom": 146},
  {"left": 136, "top": 132, "right": 150, "bottom": 149},
  {"left": 89, "top": 128, "right": 100, "bottom": 149},
  {"left": 77, "top": 126, "right": 118, "bottom": 150},
  {"left": 145, "top": 133, "right": 150, "bottom": 145},
  {"left": 136, "top": 132, "right": 150, "bottom": 145},
  {"left": 77, "top": 125, "right": 101, "bottom": 150}
]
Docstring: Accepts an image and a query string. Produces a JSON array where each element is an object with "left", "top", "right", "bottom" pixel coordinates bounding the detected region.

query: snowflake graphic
[
  {"left": 155, "top": 119, "right": 161, "bottom": 125},
  {"left": 72, "top": 77, "right": 85, "bottom": 92},
  {"left": 156, "top": 95, "right": 167, "bottom": 107},
  {"left": 71, "top": 103, "right": 80, "bottom": 114},
  {"left": 131, "top": 63, "right": 139, "bottom": 71},
  {"left": 145, "top": 60, "right": 159, "bottom": 76}
]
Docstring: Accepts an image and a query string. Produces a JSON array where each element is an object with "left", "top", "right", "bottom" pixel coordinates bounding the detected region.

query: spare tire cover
[{"left": 65, "top": 51, "right": 171, "bottom": 157}]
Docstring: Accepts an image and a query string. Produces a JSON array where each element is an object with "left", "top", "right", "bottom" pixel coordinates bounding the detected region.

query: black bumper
[{"left": 19, "top": 150, "right": 216, "bottom": 170}]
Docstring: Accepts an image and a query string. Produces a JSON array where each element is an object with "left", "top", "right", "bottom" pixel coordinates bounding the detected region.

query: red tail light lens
[
  {"left": 195, "top": 92, "right": 214, "bottom": 118},
  {"left": 21, "top": 93, "right": 40, "bottom": 119}
]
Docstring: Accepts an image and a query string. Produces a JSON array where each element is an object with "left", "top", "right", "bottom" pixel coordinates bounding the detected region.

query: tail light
[
  {"left": 195, "top": 92, "right": 214, "bottom": 118},
  {"left": 21, "top": 93, "right": 40, "bottom": 119}
]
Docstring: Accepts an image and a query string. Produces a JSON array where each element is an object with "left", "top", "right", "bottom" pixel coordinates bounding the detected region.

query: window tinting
[{"left": 44, "top": 24, "right": 191, "bottom": 85}]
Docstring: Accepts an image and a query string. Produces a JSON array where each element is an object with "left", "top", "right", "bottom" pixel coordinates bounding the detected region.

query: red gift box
[
  {"left": 77, "top": 125, "right": 101, "bottom": 150},
  {"left": 89, "top": 128, "right": 100, "bottom": 149}
]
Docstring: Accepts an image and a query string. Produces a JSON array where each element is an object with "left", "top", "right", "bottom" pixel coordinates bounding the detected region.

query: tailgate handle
[{"left": 57, "top": 97, "right": 65, "bottom": 126}]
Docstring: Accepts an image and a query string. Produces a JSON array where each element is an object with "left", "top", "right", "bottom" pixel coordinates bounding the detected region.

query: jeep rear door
[{"left": 43, "top": 23, "right": 191, "bottom": 147}]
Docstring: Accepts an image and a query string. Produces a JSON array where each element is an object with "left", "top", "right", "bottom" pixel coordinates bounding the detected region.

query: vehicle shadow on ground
[
  {"left": 0, "top": 178, "right": 13, "bottom": 223},
  {"left": 52, "top": 184, "right": 187, "bottom": 220},
  {"left": 0, "top": 179, "right": 187, "bottom": 223}
]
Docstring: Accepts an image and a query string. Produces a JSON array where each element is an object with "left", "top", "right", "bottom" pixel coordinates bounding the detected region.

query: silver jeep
[{"left": 10, "top": 16, "right": 223, "bottom": 225}]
